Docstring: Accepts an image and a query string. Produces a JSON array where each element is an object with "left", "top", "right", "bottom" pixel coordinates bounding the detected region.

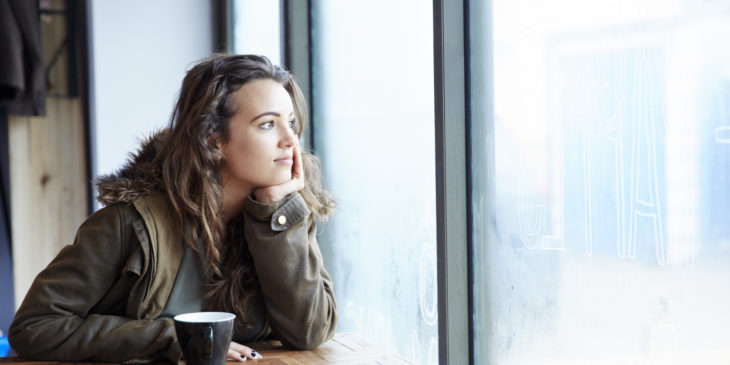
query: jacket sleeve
[
  {"left": 8, "top": 205, "right": 181, "bottom": 363},
  {"left": 242, "top": 193, "right": 337, "bottom": 349}
]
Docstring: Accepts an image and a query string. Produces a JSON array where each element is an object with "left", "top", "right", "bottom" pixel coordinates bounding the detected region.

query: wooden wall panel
[
  {"left": 9, "top": 97, "right": 87, "bottom": 308},
  {"left": 9, "top": 0, "right": 88, "bottom": 308}
]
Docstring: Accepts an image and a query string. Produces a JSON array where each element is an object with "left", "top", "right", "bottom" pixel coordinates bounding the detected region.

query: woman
[{"left": 8, "top": 54, "right": 337, "bottom": 363}]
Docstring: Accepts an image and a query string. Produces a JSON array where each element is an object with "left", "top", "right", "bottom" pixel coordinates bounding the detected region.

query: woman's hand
[
  {"left": 228, "top": 341, "right": 263, "bottom": 361},
  {"left": 253, "top": 141, "right": 305, "bottom": 204}
]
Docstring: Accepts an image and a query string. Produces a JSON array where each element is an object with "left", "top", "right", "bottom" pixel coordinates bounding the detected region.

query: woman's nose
[{"left": 278, "top": 124, "right": 296, "bottom": 148}]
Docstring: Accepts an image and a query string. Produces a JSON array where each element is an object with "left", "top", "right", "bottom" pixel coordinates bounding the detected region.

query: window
[
  {"left": 231, "top": 0, "right": 282, "bottom": 64},
  {"left": 310, "top": 1, "right": 438, "bottom": 363},
  {"left": 471, "top": 0, "right": 730, "bottom": 363},
  {"left": 229, "top": 1, "right": 730, "bottom": 363}
]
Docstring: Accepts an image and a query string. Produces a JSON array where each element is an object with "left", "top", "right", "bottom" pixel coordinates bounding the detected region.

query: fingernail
[
  {"left": 240, "top": 354, "right": 247, "bottom": 361},
  {"left": 251, "top": 351, "right": 257, "bottom": 357}
]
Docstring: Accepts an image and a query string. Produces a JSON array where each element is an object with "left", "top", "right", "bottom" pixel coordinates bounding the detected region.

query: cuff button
[{"left": 277, "top": 215, "right": 287, "bottom": 225}]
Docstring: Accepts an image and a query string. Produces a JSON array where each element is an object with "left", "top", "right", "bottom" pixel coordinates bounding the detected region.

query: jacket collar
[
  {"left": 132, "top": 194, "right": 184, "bottom": 319},
  {"left": 96, "top": 128, "right": 186, "bottom": 319}
]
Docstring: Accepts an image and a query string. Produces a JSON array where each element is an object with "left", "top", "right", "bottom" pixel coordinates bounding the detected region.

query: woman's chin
[{"left": 269, "top": 174, "right": 292, "bottom": 186}]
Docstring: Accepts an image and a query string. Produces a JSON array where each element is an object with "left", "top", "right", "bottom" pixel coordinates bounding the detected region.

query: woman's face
[{"left": 220, "top": 78, "right": 297, "bottom": 192}]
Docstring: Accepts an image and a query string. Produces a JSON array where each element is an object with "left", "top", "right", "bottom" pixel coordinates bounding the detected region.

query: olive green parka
[{"left": 8, "top": 131, "right": 337, "bottom": 363}]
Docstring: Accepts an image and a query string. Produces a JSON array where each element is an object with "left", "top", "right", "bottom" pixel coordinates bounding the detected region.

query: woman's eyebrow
[
  {"left": 250, "top": 111, "right": 296, "bottom": 123},
  {"left": 250, "top": 111, "right": 280, "bottom": 123},
  {"left": 249, "top": 111, "right": 296, "bottom": 123}
]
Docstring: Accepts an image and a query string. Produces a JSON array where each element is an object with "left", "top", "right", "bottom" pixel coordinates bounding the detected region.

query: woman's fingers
[
  {"left": 227, "top": 348, "right": 247, "bottom": 362},
  {"left": 292, "top": 141, "right": 304, "bottom": 181},
  {"left": 227, "top": 341, "right": 263, "bottom": 361},
  {"left": 285, "top": 141, "right": 305, "bottom": 194}
]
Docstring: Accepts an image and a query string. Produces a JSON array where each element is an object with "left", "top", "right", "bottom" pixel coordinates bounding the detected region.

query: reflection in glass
[
  {"left": 473, "top": 0, "right": 730, "bottom": 363},
  {"left": 311, "top": 1, "right": 437, "bottom": 363}
]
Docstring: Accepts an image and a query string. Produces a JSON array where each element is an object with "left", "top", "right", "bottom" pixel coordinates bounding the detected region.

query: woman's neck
[{"left": 221, "top": 179, "right": 253, "bottom": 225}]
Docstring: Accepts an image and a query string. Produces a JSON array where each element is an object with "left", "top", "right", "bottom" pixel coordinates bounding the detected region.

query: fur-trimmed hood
[{"left": 95, "top": 129, "right": 169, "bottom": 206}]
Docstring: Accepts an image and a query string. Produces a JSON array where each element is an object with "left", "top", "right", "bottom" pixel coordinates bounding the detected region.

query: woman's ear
[
  {"left": 208, "top": 134, "right": 223, "bottom": 152},
  {"left": 208, "top": 135, "right": 227, "bottom": 164}
]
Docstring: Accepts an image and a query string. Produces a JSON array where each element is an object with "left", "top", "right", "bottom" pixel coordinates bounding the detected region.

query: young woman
[{"left": 8, "top": 54, "right": 337, "bottom": 363}]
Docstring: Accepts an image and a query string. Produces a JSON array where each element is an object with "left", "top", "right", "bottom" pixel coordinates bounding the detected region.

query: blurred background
[{"left": 1, "top": 0, "right": 729, "bottom": 364}]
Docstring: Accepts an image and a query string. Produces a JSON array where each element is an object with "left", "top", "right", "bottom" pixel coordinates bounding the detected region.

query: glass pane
[
  {"left": 311, "top": 1, "right": 437, "bottom": 363},
  {"left": 232, "top": 0, "right": 282, "bottom": 64},
  {"left": 473, "top": 0, "right": 730, "bottom": 363}
]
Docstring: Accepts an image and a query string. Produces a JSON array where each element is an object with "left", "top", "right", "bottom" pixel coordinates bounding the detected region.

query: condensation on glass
[
  {"left": 311, "top": 1, "right": 438, "bottom": 364},
  {"left": 473, "top": 0, "right": 730, "bottom": 363},
  {"left": 232, "top": 0, "right": 282, "bottom": 65}
]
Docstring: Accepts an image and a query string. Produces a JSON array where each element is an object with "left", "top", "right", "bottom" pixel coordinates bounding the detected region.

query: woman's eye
[
  {"left": 288, "top": 119, "right": 297, "bottom": 130},
  {"left": 259, "top": 121, "right": 274, "bottom": 129}
]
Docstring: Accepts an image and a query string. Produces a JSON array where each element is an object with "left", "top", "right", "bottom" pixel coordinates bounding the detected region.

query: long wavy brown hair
[{"left": 156, "top": 54, "right": 335, "bottom": 332}]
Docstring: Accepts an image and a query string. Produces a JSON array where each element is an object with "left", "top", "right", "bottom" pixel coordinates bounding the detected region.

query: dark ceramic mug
[{"left": 174, "top": 312, "right": 236, "bottom": 365}]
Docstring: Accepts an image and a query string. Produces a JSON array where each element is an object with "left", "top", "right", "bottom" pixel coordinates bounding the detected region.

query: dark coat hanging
[{"left": 0, "top": 0, "right": 45, "bottom": 116}]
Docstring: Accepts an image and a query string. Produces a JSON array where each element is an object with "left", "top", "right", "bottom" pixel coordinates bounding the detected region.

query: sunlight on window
[
  {"left": 311, "top": 1, "right": 437, "bottom": 364},
  {"left": 474, "top": 0, "right": 730, "bottom": 363}
]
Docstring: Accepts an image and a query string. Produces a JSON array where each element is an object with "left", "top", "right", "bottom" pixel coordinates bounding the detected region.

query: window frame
[{"left": 433, "top": 0, "right": 471, "bottom": 364}]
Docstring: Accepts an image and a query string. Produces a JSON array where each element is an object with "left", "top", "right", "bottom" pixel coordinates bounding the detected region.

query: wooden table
[{"left": 0, "top": 333, "right": 413, "bottom": 365}]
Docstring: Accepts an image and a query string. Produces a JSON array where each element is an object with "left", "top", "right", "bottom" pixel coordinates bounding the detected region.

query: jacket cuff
[
  {"left": 244, "top": 193, "right": 310, "bottom": 231},
  {"left": 122, "top": 340, "right": 181, "bottom": 365},
  {"left": 163, "top": 341, "right": 183, "bottom": 364},
  {"left": 161, "top": 318, "right": 184, "bottom": 364}
]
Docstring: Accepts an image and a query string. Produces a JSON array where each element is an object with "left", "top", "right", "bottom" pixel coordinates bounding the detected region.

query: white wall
[{"left": 90, "top": 0, "right": 212, "bottom": 183}]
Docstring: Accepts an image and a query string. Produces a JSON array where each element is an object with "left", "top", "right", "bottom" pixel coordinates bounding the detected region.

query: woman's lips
[{"left": 274, "top": 157, "right": 293, "bottom": 165}]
